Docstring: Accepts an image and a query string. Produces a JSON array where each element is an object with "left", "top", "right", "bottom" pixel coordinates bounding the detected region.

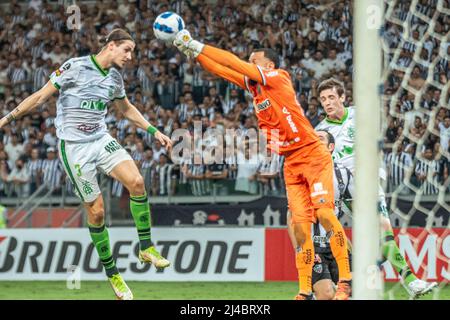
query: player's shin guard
[
  {"left": 294, "top": 223, "right": 314, "bottom": 295},
  {"left": 317, "top": 208, "right": 352, "bottom": 281},
  {"left": 382, "top": 231, "right": 416, "bottom": 285},
  {"left": 89, "top": 223, "right": 118, "bottom": 278},
  {"left": 130, "top": 193, "right": 153, "bottom": 251}
]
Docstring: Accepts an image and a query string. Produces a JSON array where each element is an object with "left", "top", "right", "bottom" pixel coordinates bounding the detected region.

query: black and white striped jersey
[
  {"left": 312, "top": 161, "right": 354, "bottom": 253},
  {"left": 41, "top": 159, "right": 63, "bottom": 189},
  {"left": 415, "top": 159, "right": 440, "bottom": 195},
  {"left": 385, "top": 151, "right": 413, "bottom": 189}
]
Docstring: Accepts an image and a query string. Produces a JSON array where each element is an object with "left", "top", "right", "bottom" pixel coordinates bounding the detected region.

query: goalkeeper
[
  {"left": 173, "top": 30, "right": 352, "bottom": 300},
  {"left": 315, "top": 78, "right": 437, "bottom": 299},
  {"left": 287, "top": 130, "right": 353, "bottom": 300}
]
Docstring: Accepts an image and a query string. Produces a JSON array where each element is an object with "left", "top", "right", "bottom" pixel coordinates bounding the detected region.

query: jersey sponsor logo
[
  {"left": 282, "top": 107, "right": 299, "bottom": 133},
  {"left": 255, "top": 99, "right": 271, "bottom": 113},
  {"left": 266, "top": 70, "right": 278, "bottom": 77},
  {"left": 303, "top": 248, "right": 312, "bottom": 264},
  {"left": 270, "top": 136, "right": 301, "bottom": 148},
  {"left": 80, "top": 100, "right": 107, "bottom": 111},
  {"left": 77, "top": 123, "right": 101, "bottom": 133},
  {"left": 335, "top": 230, "right": 345, "bottom": 247},
  {"left": 104, "top": 140, "right": 122, "bottom": 154}
]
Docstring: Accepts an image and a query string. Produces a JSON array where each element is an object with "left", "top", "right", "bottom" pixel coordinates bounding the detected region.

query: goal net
[{"left": 380, "top": 0, "right": 449, "bottom": 299}]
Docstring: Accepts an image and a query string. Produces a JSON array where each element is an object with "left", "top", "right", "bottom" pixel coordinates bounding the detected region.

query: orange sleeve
[
  {"left": 201, "top": 45, "right": 266, "bottom": 86},
  {"left": 197, "top": 53, "right": 246, "bottom": 90}
]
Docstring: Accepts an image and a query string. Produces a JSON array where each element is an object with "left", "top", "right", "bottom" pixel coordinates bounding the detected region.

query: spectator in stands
[
  {"left": 4, "top": 133, "right": 24, "bottom": 170},
  {"left": 152, "top": 139, "right": 166, "bottom": 162},
  {"left": 26, "top": 147, "right": 42, "bottom": 194},
  {"left": 0, "top": 0, "right": 447, "bottom": 199},
  {"left": 5, "top": 158, "right": 30, "bottom": 197},
  {"left": 140, "top": 149, "right": 155, "bottom": 195},
  {"left": 184, "top": 152, "right": 208, "bottom": 196},
  {"left": 408, "top": 65, "right": 425, "bottom": 90},
  {"left": 205, "top": 149, "right": 229, "bottom": 196},
  {"left": 410, "top": 116, "right": 426, "bottom": 139},
  {"left": 235, "top": 142, "right": 260, "bottom": 195},
  {"left": 306, "top": 102, "right": 321, "bottom": 127},
  {"left": 415, "top": 147, "right": 440, "bottom": 195},
  {"left": 0, "top": 155, "right": 9, "bottom": 197},
  {"left": 43, "top": 124, "right": 57, "bottom": 148},
  {"left": 385, "top": 141, "right": 413, "bottom": 192},
  {"left": 153, "top": 154, "right": 175, "bottom": 196},
  {"left": 257, "top": 149, "right": 282, "bottom": 195},
  {"left": 438, "top": 116, "right": 450, "bottom": 154},
  {"left": 41, "top": 147, "right": 63, "bottom": 194},
  {"left": 324, "top": 48, "right": 346, "bottom": 74},
  {"left": 131, "top": 140, "right": 145, "bottom": 168}
]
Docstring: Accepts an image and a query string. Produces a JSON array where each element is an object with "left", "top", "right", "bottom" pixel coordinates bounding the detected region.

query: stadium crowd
[{"left": 0, "top": 0, "right": 448, "bottom": 200}]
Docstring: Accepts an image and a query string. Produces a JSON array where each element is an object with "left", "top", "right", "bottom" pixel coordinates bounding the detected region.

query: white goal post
[{"left": 353, "top": 0, "right": 383, "bottom": 300}]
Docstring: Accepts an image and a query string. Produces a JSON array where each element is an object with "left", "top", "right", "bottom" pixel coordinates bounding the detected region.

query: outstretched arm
[
  {"left": 0, "top": 81, "right": 57, "bottom": 129},
  {"left": 201, "top": 45, "right": 266, "bottom": 85},
  {"left": 197, "top": 53, "right": 246, "bottom": 89},
  {"left": 174, "top": 30, "right": 266, "bottom": 85}
]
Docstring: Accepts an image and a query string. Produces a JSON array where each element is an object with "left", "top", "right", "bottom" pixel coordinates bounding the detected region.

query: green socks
[
  {"left": 130, "top": 193, "right": 153, "bottom": 250},
  {"left": 88, "top": 193, "right": 152, "bottom": 279},
  {"left": 88, "top": 223, "right": 118, "bottom": 278},
  {"left": 381, "top": 231, "right": 417, "bottom": 285}
]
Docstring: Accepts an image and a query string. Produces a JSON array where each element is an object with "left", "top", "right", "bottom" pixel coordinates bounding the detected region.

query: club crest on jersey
[
  {"left": 256, "top": 99, "right": 271, "bottom": 113},
  {"left": 313, "top": 264, "right": 323, "bottom": 274}
]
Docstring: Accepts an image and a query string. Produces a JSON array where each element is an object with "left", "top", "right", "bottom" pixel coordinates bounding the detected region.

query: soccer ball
[{"left": 153, "top": 11, "right": 185, "bottom": 43}]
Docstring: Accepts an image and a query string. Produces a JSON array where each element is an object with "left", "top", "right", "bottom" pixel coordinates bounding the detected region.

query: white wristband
[{"left": 189, "top": 40, "right": 205, "bottom": 55}]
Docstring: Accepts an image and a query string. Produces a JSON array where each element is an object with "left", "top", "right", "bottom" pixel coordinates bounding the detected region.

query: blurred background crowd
[{"left": 0, "top": 0, "right": 448, "bottom": 201}]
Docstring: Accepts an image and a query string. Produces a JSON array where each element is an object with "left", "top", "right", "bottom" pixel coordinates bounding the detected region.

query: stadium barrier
[
  {"left": 4, "top": 196, "right": 448, "bottom": 228},
  {"left": 0, "top": 227, "right": 447, "bottom": 282}
]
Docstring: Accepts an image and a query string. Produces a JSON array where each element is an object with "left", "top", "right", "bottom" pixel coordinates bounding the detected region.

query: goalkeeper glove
[{"left": 173, "top": 29, "right": 204, "bottom": 58}]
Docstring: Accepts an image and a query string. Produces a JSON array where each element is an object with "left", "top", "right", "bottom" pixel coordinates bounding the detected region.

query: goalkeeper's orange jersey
[
  {"left": 244, "top": 69, "right": 319, "bottom": 154},
  {"left": 197, "top": 45, "right": 321, "bottom": 155}
]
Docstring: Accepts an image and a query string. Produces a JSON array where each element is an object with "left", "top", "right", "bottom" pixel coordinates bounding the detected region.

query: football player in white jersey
[
  {"left": 0, "top": 29, "right": 173, "bottom": 300},
  {"left": 314, "top": 78, "right": 437, "bottom": 299}
]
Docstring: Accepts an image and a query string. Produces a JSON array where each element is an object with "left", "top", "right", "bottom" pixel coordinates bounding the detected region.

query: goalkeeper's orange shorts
[{"left": 283, "top": 142, "right": 335, "bottom": 224}]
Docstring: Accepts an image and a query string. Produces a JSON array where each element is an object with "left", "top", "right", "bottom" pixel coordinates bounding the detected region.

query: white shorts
[{"left": 58, "top": 134, "right": 132, "bottom": 203}]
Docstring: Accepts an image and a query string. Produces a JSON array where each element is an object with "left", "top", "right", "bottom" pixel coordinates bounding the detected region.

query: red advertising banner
[{"left": 265, "top": 228, "right": 450, "bottom": 282}]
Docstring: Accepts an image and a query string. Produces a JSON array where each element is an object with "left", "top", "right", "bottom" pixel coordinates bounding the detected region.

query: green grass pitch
[{"left": 0, "top": 281, "right": 448, "bottom": 300}]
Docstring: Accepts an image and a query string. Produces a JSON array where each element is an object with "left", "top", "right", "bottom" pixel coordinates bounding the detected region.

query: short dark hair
[
  {"left": 317, "top": 77, "right": 345, "bottom": 97},
  {"left": 317, "top": 129, "right": 335, "bottom": 146},
  {"left": 254, "top": 48, "right": 279, "bottom": 68},
  {"left": 102, "top": 28, "right": 134, "bottom": 46}
]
